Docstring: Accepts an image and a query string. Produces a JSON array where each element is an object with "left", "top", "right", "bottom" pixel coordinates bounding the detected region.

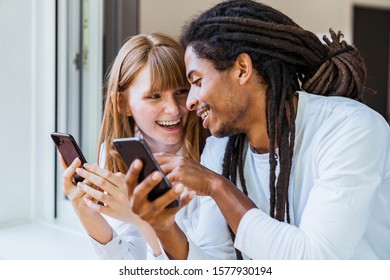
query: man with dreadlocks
[{"left": 126, "top": 0, "right": 390, "bottom": 259}]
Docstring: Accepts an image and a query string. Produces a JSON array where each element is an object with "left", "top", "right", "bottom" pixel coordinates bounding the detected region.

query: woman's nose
[{"left": 164, "top": 98, "right": 181, "bottom": 115}]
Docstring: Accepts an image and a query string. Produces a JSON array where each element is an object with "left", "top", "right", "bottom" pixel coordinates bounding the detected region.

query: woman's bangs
[{"left": 148, "top": 47, "right": 188, "bottom": 93}]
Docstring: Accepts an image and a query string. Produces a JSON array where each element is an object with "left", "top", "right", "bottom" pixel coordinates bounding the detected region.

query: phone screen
[
  {"left": 113, "top": 137, "right": 179, "bottom": 208},
  {"left": 51, "top": 132, "right": 87, "bottom": 183}
]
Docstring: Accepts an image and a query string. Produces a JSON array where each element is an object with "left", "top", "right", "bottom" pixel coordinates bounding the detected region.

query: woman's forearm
[
  {"left": 73, "top": 204, "right": 113, "bottom": 244},
  {"left": 138, "top": 222, "right": 162, "bottom": 257},
  {"left": 155, "top": 223, "right": 189, "bottom": 259}
]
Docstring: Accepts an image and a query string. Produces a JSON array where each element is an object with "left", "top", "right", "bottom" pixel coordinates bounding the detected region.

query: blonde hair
[{"left": 98, "top": 33, "right": 209, "bottom": 173}]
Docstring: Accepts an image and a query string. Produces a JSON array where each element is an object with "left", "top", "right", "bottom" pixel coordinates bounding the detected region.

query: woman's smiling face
[{"left": 125, "top": 64, "right": 190, "bottom": 153}]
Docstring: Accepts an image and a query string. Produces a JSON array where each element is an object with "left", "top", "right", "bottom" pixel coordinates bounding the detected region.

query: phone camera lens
[{"left": 59, "top": 139, "right": 64, "bottom": 145}]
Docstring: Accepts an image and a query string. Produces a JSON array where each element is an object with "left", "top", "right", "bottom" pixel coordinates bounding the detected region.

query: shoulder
[
  {"left": 299, "top": 91, "right": 389, "bottom": 136},
  {"left": 298, "top": 92, "right": 390, "bottom": 165}
]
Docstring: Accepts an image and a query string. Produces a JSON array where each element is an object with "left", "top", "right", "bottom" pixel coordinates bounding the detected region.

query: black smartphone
[
  {"left": 51, "top": 132, "right": 87, "bottom": 183},
  {"left": 113, "top": 137, "right": 179, "bottom": 208}
]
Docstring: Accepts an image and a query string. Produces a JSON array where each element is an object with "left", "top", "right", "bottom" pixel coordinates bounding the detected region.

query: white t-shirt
[{"left": 197, "top": 91, "right": 390, "bottom": 259}]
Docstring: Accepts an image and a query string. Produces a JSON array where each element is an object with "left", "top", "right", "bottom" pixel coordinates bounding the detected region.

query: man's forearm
[{"left": 211, "top": 176, "right": 257, "bottom": 233}]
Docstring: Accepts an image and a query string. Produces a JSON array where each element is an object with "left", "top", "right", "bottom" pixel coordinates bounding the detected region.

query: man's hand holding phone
[
  {"left": 124, "top": 158, "right": 195, "bottom": 232},
  {"left": 113, "top": 137, "right": 180, "bottom": 208}
]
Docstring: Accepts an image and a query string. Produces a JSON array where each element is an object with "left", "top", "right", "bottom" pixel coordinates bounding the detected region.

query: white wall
[
  {"left": 0, "top": 0, "right": 33, "bottom": 225},
  {"left": 140, "top": 0, "right": 390, "bottom": 44},
  {"left": 140, "top": 0, "right": 220, "bottom": 39},
  {"left": 0, "top": 0, "right": 56, "bottom": 226}
]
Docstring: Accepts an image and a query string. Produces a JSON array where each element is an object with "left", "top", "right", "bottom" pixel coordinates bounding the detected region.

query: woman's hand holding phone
[
  {"left": 61, "top": 157, "right": 117, "bottom": 244},
  {"left": 62, "top": 157, "right": 100, "bottom": 216},
  {"left": 75, "top": 162, "right": 148, "bottom": 227},
  {"left": 77, "top": 160, "right": 191, "bottom": 257}
]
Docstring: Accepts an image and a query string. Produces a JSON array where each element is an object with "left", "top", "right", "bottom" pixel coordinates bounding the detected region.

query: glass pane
[{"left": 55, "top": 0, "right": 103, "bottom": 227}]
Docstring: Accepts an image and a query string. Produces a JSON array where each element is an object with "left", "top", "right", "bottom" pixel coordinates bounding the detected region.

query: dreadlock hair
[{"left": 181, "top": 0, "right": 373, "bottom": 225}]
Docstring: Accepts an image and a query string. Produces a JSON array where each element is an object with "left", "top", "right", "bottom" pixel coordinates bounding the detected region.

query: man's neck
[{"left": 246, "top": 94, "right": 298, "bottom": 153}]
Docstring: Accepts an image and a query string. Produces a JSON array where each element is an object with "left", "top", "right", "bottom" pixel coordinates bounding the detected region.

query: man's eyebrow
[{"left": 187, "top": 70, "right": 196, "bottom": 81}]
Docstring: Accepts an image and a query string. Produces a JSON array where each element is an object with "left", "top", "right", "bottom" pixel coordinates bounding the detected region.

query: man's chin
[{"left": 212, "top": 124, "right": 241, "bottom": 138}]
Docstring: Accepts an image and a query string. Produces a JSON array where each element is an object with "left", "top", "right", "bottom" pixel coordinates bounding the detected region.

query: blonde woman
[{"left": 61, "top": 33, "right": 229, "bottom": 259}]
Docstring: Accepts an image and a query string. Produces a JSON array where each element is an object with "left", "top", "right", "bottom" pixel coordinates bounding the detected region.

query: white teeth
[
  {"left": 201, "top": 110, "right": 210, "bottom": 121},
  {"left": 157, "top": 119, "right": 180, "bottom": 126}
]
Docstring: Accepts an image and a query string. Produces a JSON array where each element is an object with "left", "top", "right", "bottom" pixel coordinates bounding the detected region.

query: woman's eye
[
  {"left": 148, "top": 94, "right": 161, "bottom": 99},
  {"left": 175, "top": 89, "right": 189, "bottom": 96}
]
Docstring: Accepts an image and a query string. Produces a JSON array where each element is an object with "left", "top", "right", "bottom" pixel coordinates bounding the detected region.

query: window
[{"left": 55, "top": 0, "right": 103, "bottom": 228}]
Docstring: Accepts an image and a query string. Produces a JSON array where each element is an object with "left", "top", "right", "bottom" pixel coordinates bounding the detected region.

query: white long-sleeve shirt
[{"left": 196, "top": 91, "right": 390, "bottom": 259}]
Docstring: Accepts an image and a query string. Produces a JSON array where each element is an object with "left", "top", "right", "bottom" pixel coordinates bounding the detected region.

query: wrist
[
  {"left": 137, "top": 219, "right": 153, "bottom": 231},
  {"left": 210, "top": 175, "right": 234, "bottom": 199}
]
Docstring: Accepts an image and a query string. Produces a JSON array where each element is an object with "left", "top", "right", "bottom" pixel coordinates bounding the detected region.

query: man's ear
[
  {"left": 115, "top": 92, "right": 132, "bottom": 116},
  {"left": 235, "top": 53, "right": 253, "bottom": 85}
]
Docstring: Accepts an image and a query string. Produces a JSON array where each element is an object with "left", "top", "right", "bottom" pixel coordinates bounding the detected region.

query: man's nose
[{"left": 186, "top": 88, "right": 198, "bottom": 111}]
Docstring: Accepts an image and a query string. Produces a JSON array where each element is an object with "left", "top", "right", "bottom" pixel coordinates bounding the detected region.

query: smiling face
[
  {"left": 126, "top": 64, "right": 189, "bottom": 154},
  {"left": 185, "top": 46, "right": 262, "bottom": 138}
]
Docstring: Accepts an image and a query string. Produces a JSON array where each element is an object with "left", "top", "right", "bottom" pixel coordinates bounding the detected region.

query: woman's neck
[{"left": 143, "top": 138, "right": 182, "bottom": 155}]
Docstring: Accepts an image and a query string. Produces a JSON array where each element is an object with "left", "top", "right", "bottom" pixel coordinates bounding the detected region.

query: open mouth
[
  {"left": 196, "top": 104, "right": 211, "bottom": 120},
  {"left": 156, "top": 119, "right": 181, "bottom": 128},
  {"left": 200, "top": 110, "right": 210, "bottom": 121}
]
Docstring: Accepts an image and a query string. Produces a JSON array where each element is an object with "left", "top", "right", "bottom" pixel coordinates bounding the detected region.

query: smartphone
[
  {"left": 51, "top": 132, "right": 87, "bottom": 183},
  {"left": 113, "top": 137, "right": 179, "bottom": 208}
]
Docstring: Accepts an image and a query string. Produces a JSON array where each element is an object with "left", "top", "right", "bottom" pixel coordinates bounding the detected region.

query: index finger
[
  {"left": 153, "top": 153, "right": 178, "bottom": 175},
  {"left": 153, "top": 152, "right": 176, "bottom": 165},
  {"left": 83, "top": 163, "right": 122, "bottom": 188}
]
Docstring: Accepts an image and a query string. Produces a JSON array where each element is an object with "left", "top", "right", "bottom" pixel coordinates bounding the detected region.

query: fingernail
[
  {"left": 76, "top": 168, "right": 83, "bottom": 174},
  {"left": 188, "top": 191, "right": 196, "bottom": 199},
  {"left": 83, "top": 197, "right": 91, "bottom": 205},
  {"left": 152, "top": 171, "right": 161, "bottom": 181},
  {"left": 174, "top": 184, "right": 184, "bottom": 194},
  {"left": 134, "top": 159, "right": 142, "bottom": 170}
]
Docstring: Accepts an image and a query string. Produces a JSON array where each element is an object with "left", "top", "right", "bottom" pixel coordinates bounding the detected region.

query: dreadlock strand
[
  {"left": 273, "top": 65, "right": 291, "bottom": 221},
  {"left": 222, "top": 135, "right": 238, "bottom": 179},
  {"left": 275, "top": 118, "right": 288, "bottom": 221},
  {"left": 237, "top": 134, "right": 248, "bottom": 195},
  {"left": 337, "top": 56, "right": 364, "bottom": 96},
  {"left": 267, "top": 85, "right": 278, "bottom": 219},
  {"left": 202, "top": 18, "right": 319, "bottom": 54}
]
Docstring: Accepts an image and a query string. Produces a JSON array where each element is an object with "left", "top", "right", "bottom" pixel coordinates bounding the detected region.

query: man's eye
[{"left": 191, "top": 78, "right": 202, "bottom": 87}]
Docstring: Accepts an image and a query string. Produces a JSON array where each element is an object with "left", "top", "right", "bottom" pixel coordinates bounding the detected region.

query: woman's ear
[
  {"left": 115, "top": 92, "right": 132, "bottom": 116},
  {"left": 235, "top": 53, "right": 253, "bottom": 85}
]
